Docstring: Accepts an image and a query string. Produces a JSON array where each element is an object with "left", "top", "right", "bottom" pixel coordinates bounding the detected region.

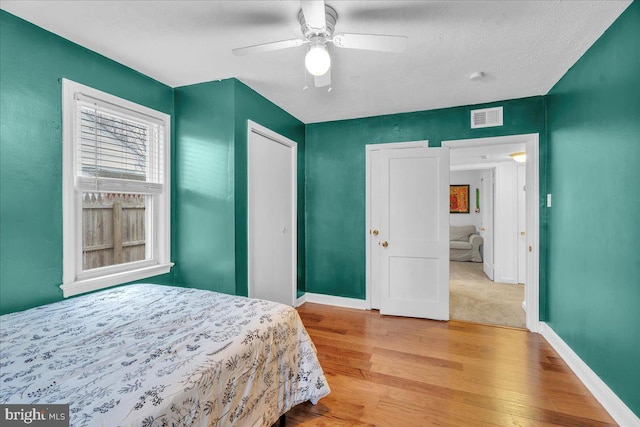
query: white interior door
[
  {"left": 480, "top": 169, "right": 495, "bottom": 281},
  {"left": 368, "top": 142, "right": 428, "bottom": 310},
  {"left": 248, "top": 123, "right": 296, "bottom": 306},
  {"left": 379, "top": 147, "right": 450, "bottom": 320}
]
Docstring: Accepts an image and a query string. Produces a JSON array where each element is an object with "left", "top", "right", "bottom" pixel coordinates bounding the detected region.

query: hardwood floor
[{"left": 286, "top": 303, "right": 616, "bottom": 426}]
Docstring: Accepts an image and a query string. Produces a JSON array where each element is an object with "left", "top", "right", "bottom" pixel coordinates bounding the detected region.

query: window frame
[{"left": 61, "top": 79, "right": 173, "bottom": 297}]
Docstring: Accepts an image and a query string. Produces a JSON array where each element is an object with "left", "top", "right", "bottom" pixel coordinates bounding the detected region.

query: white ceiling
[
  {"left": 449, "top": 142, "right": 525, "bottom": 167},
  {"left": 0, "top": 1, "right": 631, "bottom": 124}
]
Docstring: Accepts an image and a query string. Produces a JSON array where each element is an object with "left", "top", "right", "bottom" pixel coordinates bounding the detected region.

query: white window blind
[{"left": 74, "top": 93, "right": 164, "bottom": 194}]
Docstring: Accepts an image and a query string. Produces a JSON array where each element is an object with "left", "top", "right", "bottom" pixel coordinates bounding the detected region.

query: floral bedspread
[{"left": 0, "top": 284, "right": 330, "bottom": 426}]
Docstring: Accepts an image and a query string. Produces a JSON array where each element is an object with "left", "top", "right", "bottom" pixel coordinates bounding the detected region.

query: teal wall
[
  {"left": 546, "top": 0, "right": 639, "bottom": 416},
  {"left": 0, "top": 11, "right": 175, "bottom": 315},
  {"left": 173, "top": 80, "right": 237, "bottom": 295},
  {"left": 305, "top": 97, "right": 547, "bottom": 306},
  {"left": 173, "top": 79, "right": 305, "bottom": 297}
]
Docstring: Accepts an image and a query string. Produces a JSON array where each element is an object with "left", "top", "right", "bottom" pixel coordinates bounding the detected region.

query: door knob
[
  {"left": 480, "top": 227, "right": 486, "bottom": 232},
  {"left": 372, "top": 229, "right": 379, "bottom": 236},
  {"left": 381, "top": 241, "right": 388, "bottom": 248},
  {"left": 520, "top": 231, "right": 526, "bottom": 236}
]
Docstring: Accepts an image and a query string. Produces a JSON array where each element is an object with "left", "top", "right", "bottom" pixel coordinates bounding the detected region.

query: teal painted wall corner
[
  {"left": 173, "top": 79, "right": 237, "bottom": 295},
  {"left": 545, "top": 0, "right": 640, "bottom": 416},
  {"left": 0, "top": 10, "right": 174, "bottom": 315}
]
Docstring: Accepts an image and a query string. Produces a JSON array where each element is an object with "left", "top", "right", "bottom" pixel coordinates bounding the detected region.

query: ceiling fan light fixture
[{"left": 305, "top": 44, "right": 331, "bottom": 76}]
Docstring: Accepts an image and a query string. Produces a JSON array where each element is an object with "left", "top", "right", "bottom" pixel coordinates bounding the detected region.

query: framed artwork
[{"left": 450, "top": 185, "right": 470, "bottom": 214}]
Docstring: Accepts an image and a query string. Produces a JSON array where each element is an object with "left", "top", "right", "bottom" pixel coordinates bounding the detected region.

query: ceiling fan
[{"left": 232, "top": 0, "right": 408, "bottom": 89}]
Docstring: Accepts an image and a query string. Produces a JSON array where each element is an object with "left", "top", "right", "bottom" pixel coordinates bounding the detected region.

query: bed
[{"left": 0, "top": 284, "right": 330, "bottom": 426}]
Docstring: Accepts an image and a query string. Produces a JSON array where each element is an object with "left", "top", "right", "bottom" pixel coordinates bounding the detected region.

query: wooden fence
[{"left": 82, "top": 193, "right": 146, "bottom": 270}]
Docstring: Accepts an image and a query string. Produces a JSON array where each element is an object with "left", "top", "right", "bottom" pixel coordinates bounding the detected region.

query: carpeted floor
[{"left": 450, "top": 261, "right": 526, "bottom": 328}]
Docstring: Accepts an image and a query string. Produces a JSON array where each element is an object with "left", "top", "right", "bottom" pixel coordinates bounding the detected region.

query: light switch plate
[{"left": 547, "top": 194, "right": 552, "bottom": 207}]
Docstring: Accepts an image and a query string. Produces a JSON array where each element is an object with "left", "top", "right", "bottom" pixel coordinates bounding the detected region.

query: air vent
[{"left": 471, "top": 107, "right": 503, "bottom": 129}]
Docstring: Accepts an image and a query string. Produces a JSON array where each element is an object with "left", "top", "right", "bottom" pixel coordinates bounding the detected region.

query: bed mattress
[{"left": 0, "top": 284, "right": 330, "bottom": 426}]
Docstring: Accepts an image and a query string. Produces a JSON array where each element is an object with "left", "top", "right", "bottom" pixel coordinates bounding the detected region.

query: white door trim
[
  {"left": 442, "top": 133, "right": 540, "bottom": 332},
  {"left": 247, "top": 120, "right": 297, "bottom": 306},
  {"left": 365, "top": 140, "right": 429, "bottom": 309}
]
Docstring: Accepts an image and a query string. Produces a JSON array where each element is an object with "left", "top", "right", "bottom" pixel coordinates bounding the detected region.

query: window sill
[{"left": 60, "top": 262, "right": 174, "bottom": 298}]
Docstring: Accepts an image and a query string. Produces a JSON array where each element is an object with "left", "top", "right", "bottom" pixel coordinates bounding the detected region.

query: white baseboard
[
  {"left": 295, "top": 294, "right": 306, "bottom": 307},
  {"left": 539, "top": 322, "right": 639, "bottom": 426},
  {"left": 302, "top": 292, "right": 368, "bottom": 310}
]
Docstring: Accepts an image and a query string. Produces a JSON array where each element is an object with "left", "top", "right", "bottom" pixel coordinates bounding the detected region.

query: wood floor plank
[
  {"left": 548, "top": 397, "right": 617, "bottom": 424},
  {"left": 371, "top": 346, "right": 464, "bottom": 371},
  {"left": 376, "top": 391, "right": 516, "bottom": 427},
  {"left": 369, "top": 355, "right": 602, "bottom": 422},
  {"left": 287, "top": 303, "right": 617, "bottom": 426}
]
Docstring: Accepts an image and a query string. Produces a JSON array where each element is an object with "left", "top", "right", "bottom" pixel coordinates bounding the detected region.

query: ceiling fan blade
[
  {"left": 301, "top": 0, "right": 327, "bottom": 33},
  {"left": 331, "top": 33, "right": 407, "bottom": 52},
  {"left": 232, "top": 38, "right": 306, "bottom": 56},
  {"left": 314, "top": 68, "right": 331, "bottom": 88}
]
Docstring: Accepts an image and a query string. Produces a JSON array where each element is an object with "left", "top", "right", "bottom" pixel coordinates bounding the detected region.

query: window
[{"left": 62, "top": 79, "right": 172, "bottom": 297}]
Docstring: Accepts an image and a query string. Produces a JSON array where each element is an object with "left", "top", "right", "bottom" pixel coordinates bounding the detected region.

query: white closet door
[{"left": 248, "top": 124, "right": 296, "bottom": 306}]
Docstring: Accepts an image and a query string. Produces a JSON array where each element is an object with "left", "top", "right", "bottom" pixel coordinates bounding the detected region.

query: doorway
[
  {"left": 449, "top": 165, "right": 527, "bottom": 328},
  {"left": 247, "top": 120, "right": 297, "bottom": 306},
  {"left": 443, "top": 134, "right": 539, "bottom": 332}
]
